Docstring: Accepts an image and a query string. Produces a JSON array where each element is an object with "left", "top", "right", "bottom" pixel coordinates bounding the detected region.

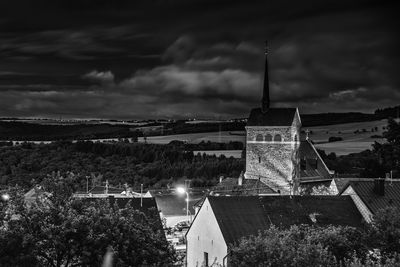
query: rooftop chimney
[
  {"left": 374, "top": 178, "right": 385, "bottom": 196},
  {"left": 261, "top": 41, "right": 270, "bottom": 113}
]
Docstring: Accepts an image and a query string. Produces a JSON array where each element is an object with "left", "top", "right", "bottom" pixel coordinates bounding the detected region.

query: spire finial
[{"left": 261, "top": 41, "right": 270, "bottom": 113}]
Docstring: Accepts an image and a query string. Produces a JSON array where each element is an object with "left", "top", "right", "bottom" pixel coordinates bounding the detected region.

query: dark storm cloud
[{"left": 0, "top": 0, "right": 399, "bottom": 118}]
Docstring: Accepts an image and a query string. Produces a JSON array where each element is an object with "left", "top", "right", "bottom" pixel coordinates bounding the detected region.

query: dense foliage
[
  {"left": 0, "top": 184, "right": 176, "bottom": 266},
  {"left": 230, "top": 207, "right": 400, "bottom": 267},
  {"left": 0, "top": 141, "right": 244, "bottom": 190},
  {"left": 229, "top": 225, "right": 368, "bottom": 267},
  {"left": 184, "top": 140, "right": 244, "bottom": 151}
]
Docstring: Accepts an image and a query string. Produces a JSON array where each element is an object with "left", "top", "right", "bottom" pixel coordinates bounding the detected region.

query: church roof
[
  {"left": 299, "top": 140, "right": 332, "bottom": 182},
  {"left": 247, "top": 107, "right": 297, "bottom": 126},
  {"left": 208, "top": 195, "right": 364, "bottom": 245}
]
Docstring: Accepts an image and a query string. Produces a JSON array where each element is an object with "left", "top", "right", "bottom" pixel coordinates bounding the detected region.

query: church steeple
[{"left": 261, "top": 41, "right": 270, "bottom": 113}]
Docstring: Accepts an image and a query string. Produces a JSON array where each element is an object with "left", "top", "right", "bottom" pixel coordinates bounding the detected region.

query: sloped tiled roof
[
  {"left": 340, "top": 180, "right": 400, "bottom": 214},
  {"left": 333, "top": 178, "right": 374, "bottom": 193},
  {"left": 299, "top": 140, "right": 332, "bottom": 182},
  {"left": 247, "top": 108, "right": 297, "bottom": 126},
  {"left": 208, "top": 195, "right": 363, "bottom": 245},
  {"left": 212, "top": 177, "right": 276, "bottom": 195}
]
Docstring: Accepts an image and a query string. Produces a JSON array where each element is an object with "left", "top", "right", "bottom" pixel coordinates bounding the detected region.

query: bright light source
[
  {"left": 176, "top": 187, "right": 186, "bottom": 194},
  {"left": 1, "top": 194, "right": 10, "bottom": 201}
]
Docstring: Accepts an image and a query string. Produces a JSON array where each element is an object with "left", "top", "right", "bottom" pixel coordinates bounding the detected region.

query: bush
[{"left": 230, "top": 226, "right": 337, "bottom": 267}]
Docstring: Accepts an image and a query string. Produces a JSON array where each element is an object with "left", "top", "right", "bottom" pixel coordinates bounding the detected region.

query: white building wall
[
  {"left": 342, "top": 186, "right": 373, "bottom": 223},
  {"left": 186, "top": 198, "right": 228, "bottom": 267}
]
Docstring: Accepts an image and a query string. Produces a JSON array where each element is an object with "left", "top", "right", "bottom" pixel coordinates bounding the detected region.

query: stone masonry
[{"left": 244, "top": 110, "right": 301, "bottom": 194}]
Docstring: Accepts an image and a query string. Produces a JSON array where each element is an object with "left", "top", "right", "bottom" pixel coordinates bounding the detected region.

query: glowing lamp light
[
  {"left": 176, "top": 187, "right": 186, "bottom": 194},
  {"left": 176, "top": 186, "right": 190, "bottom": 223},
  {"left": 1, "top": 194, "right": 10, "bottom": 201}
]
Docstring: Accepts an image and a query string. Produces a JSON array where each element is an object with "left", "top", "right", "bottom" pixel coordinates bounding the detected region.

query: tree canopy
[
  {"left": 229, "top": 206, "right": 400, "bottom": 267},
  {"left": 0, "top": 185, "right": 176, "bottom": 267}
]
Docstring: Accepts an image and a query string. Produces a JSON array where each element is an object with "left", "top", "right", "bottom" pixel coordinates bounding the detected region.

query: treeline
[
  {"left": 183, "top": 140, "right": 244, "bottom": 151},
  {"left": 0, "top": 141, "right": 244, "bottom": 190},
  {"left": 375, "top": 105, "right": 400, "bottom": 118},
  {"left": 145, "top": 120, "right": 247, "bottom": 136},
  {"left": 0, "top": 121, "right": 139, "bottom": 141}
]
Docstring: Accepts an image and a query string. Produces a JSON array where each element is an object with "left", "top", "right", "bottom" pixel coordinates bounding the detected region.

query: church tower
[{"left": 244, "top": 42, "right": 301, "bottom": 194}]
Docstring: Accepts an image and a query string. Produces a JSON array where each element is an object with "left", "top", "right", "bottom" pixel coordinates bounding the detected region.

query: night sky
[{"left": 0, "top": 0, "right": 399, "bottom": 119}]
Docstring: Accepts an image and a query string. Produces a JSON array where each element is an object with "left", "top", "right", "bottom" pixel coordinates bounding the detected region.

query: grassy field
[
  {"left": 309, "top": 119, "right": 387, "bottom": 155},
  {"left": 139, "top": 119, "right": 390, "bottom": 155}
]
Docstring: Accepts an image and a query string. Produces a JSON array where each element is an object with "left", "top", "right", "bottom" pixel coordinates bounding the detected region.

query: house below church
[
  {"left": 186, "top": 195, "right": 363, "bottom": 267},
  {"left": 339, "top": 179, "right": 400, "bottom": 223}
]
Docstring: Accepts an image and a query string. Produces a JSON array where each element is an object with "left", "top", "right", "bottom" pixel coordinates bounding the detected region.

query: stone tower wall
[{"left": 244, "top": 112, "right": 301, "bottom": 194}]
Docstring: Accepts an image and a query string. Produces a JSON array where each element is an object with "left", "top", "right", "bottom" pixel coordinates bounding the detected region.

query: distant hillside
[
  {"left": 302, "top": 105, "right": 400, "bottom": 127},
  {"left": 1, "top": 105, "right": 398, "bottom": 141},
  {"left": 0, "top": 121, "right": 138, "bottom": 141},
  {"left": 301, "top": 112, "right": 377, "bottom": 127}
]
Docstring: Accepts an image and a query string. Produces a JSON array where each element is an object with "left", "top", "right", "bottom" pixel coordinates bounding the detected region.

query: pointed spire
[{"left": 261, "top": 41, "right": 270, "bottom": 113}]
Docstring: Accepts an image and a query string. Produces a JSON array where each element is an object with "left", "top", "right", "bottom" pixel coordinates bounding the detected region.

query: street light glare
[
  {"left": 1, "top": 194, "right": 10, "bottom": 201},
  {"left": 176, "top": 187, "right": 186, "bottom": 194}
]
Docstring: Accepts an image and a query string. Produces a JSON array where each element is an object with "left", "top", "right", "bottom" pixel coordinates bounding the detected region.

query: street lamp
[
  {"left": 176, "top": 186, "right": 190, "bottom": 223},
  {"left": 1, "top": 193, "right": 10, "bottom": 201}
]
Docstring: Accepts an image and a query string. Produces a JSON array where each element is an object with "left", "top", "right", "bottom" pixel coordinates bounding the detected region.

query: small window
[
  {"left": 265, "top": 134, "right": 272, "bottom": 141},
  {"left": 204, "top": 252, "right": 209, "bottom": 267},
  {"left": 259, "top": 156, "right": 261, "bottom": 163},
  {"left": 256, "top": 134, "right": 263, "bottom": 141},
  {"left": 274, "top": 134, "right": 282, "bottom": 142},
  {"left": 294, "top": 134, "right": 298, "bottom": 142}
]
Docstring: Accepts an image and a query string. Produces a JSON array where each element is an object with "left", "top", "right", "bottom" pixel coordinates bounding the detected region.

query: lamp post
[{"left": 176, "top": 186, "right": 189, "bottom": 223}]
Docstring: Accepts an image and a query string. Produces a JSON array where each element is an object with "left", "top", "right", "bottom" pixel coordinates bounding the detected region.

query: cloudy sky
[{"left": 0, "top": 0, "right": 399, "bottom": 119}]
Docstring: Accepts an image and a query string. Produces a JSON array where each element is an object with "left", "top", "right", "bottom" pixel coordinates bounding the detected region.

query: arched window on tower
[
  {"left": 265, "top": 134, "right": 272, "bottom": 141},
  {"left": 294, "top": 134, "right": 298, "bottom": 142},
  {"left": 274, "top": 134, "right": 282, "bottom": 142},
  {"left": 256, "top": 134, "right": 263, "bottom": 141}
]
